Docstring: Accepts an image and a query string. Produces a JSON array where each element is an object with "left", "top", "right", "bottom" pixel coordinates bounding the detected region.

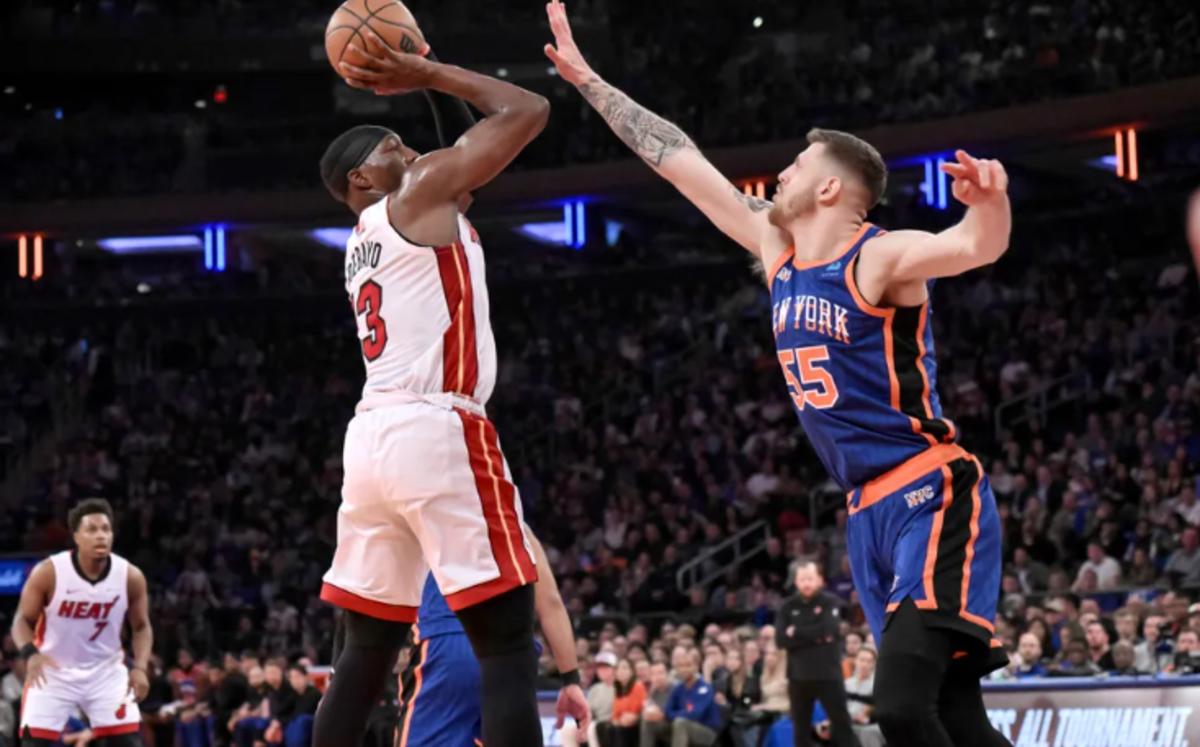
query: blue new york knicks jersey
[
  {"left": 768, "top": 223, "right": 957, "bottom": 490},
  {"left": 414, "top": 573, "right": 463, "bottom": 641}
]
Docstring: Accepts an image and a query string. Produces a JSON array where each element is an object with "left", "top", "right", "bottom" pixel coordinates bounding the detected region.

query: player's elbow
[
  {"left": 971, "top": 235, "right": 1009, "bottom": 267},
  {"left": 521, "top": 94, "right": 551, "bottom": 134}
]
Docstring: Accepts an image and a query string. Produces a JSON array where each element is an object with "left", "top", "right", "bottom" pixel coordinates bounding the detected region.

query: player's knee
[
  {"left": 342, "top": 609, "right": 410, "bottom": 649},
  {"left": 455, "top": 584, "right": 535, "bottom": 658},
  {"left": 874, "top": 684, "right": 938, "bottom": 742}
]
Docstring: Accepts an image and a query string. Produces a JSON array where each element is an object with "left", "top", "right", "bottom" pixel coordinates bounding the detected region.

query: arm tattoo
[
  {"left": 578, "top": 78, "right": 695, "bottom": 167},
  {"left": 732, "top": 187, "right": 772, "bottom": 212}
]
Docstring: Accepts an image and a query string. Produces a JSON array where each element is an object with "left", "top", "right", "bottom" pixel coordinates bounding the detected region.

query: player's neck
[
  {"left": 786, "top": 212, "right": 864, "bottom": 265},
  {"left": 74, "top": 550, "right": 109, "bottom": 580}
]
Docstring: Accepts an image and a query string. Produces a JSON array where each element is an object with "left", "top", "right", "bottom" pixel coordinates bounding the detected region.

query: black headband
[{"left": 319, "top": 125, "right": 393, "bottom": 202}]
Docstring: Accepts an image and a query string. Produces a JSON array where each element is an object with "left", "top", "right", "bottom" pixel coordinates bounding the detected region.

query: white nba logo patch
[{"left": 777, "top": 267, "right": 792, "bottom": 283}]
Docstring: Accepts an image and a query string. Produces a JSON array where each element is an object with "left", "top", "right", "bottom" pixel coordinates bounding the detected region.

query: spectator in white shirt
[{"left": 1075, "top": 542, "right": 1123, "bottom": 591}]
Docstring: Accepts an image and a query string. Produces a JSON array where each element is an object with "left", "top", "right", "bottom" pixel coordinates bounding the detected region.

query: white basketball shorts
[
  {"left": 21, "top": 659, "right": 141, "bottom": 740},
  {"left": 321, "top": 398, "right": 537, "bottom": 621}
]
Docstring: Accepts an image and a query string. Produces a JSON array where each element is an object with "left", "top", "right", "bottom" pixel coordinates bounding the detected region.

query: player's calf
[
  {"left": 455, "top": 585, "right": 542, "bottom": 746},
  {"left": 313, "top": 610, "right": 410, "bottom": 747}
]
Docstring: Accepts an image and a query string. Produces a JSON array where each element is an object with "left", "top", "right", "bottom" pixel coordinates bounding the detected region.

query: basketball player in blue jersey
[
  {"left": 546, "top": 3, "right": 1013, "bottom": 746},
  {"left": 396, "top": 532, "right": 589, "bottom": 746}
]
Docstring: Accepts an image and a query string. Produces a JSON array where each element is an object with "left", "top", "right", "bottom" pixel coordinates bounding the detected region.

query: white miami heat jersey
[
  {"left": 38, "top": 551, "right": 129, "bottom": 672},
  {"left": 344, "top": 198, "right": 498, "bottom": 411}
]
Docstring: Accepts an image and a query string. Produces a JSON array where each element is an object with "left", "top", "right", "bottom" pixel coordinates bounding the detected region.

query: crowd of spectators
[
  {"left": 3, "top": 0, "right": 1199, "bottom": 200},
  {"left": 1, "top": 196, "right": 1199, "bottom": 747}
]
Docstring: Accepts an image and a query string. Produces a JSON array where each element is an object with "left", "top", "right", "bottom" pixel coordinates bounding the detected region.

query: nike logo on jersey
[
  {"left": 773, "top": 294, "right": 851, "bottom": 344},
  {"left": 904, "top": 485, "right": 936, "bottom": 509}
]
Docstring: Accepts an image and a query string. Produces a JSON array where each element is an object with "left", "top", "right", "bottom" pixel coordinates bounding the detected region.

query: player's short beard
[{"left": 768, "top": 188, "right": 816, "bottom": 227}]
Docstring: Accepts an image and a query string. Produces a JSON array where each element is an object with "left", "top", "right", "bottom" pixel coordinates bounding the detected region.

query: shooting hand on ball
[{"left": 340, "top": 27, "right": 434, "bottom": 95}]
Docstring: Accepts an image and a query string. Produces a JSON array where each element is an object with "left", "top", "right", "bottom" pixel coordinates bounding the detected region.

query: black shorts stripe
[
  {"left": 889, "top": 306, "right": 952, "bottom": 441},
  {"left": 931, "top": 457, "right": 982, "bottom": 611}
]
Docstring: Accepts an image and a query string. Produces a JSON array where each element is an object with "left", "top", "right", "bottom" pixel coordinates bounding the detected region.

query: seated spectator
[
  {"left": 640, "top": 647, "right": 722, "bottom": 747},
  {"left": 1085, "top": 621, "right": 1116, "bottom": 670},
  {"left": 722, "top": 648, "right": 764, "bottom": 747},
  {"left": 281, "top": 664, "right": 320, "bottom": 747},
  {"left": 1109, "top": 641, "right": 1141, "bottom": 676},
  {"left": 597, "top": 658, "right": 644, "bottom": 747},
  {"left": 1135, "top": 615, "right": 1171, "bottom": 674},
  {"left": 844, "top": 647, "right": 883, "bottom": 747},
  {"left": 564, "top": 651, "right": 617, "bottom": 747},
  {"left": 228, "top": 665, "right": 268, "bottom": 736},
  {"left": 840, "top": 632, "right": 863, "bottom": 680},
  {"left": 749, "top": 644, "right": 789, "bottom": 729},
  {"left": 1009, "top": 633, "right": 1049, "bottom": 679},
  {"left": 208, "top": 654, "right": 251, "bottom": 747},
  {"left": 1172, "top": 629, "right": 1200, "bottom": 675},
  {"left": 1050, "top": 640, "right": 1101, "bottom": 677},
  {"left": 1166, "top": 528, "right": 1200, "bottom": 587},
  {"left": 640, "top": 661, "right": 676, "bottom": 734},
  {"left": 1075, "top": 542, "right": 1122, "bottom": 591}
]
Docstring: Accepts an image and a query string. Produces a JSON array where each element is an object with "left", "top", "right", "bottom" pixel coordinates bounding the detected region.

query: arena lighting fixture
[
  {"left": 203, "top": 227, "right": 214, "bottom": 269},
  {"left": 563, "top": 200, "right": 586, "bottom": 249},
  {"left": 17, "top": 235, "right": 27, "bottom": 278},
  {"left": 919, "top": 157, "right": 950, "bottom": 211},
  {"left": 215, "top": 224, "right": 226, "bottom": 271},
  {"left": 752, "top": 16, "right": 764, "bottom": 28},
  {"left": 1113, "top": 128, "right": 1139, "bottom": 182},
  {"left": 99, "top": 235, "right": 203, "bottom": 255},
  {"left": 33, "top": 235, "right": 43, "bottom": 280},
  {"left": 516, "top": 221, "right": 569, "bottom": 246},
  {"left": 310, "top": 227, "right": 354, "bottom": 249}
]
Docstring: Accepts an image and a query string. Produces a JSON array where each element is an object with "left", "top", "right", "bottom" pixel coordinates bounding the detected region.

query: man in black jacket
[{"left": 775, "top": 561, "right": 859, "bottom": 747}]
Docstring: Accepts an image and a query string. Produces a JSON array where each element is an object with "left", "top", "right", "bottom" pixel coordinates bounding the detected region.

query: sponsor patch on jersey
[
  {"left": 903, "top": 484, "right": 935, "bottom": 509},
  {"left": 822, "top": 260, "right": 843, "bottom": 276}
]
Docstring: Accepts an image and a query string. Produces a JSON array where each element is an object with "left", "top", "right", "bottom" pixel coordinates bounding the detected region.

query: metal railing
[
  {"left": 993, "top": 369, "right": 1091, "bottom": 441},
  {"left": 675, "top": 520, "right": 771, "bottom": 593}
]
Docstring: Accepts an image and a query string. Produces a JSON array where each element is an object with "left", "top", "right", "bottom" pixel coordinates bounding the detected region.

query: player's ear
[
  {"left": 347, "top": 167, "right": 373, "bottom": 192},
  {"left": 817, "top": 176, "right": 841, "bottom": 206}
]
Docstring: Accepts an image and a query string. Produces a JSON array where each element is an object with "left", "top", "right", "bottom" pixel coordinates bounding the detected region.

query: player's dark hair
[
  {"left": 68, "top": 498, "right": 114, "bottom": 532},
  {"left": 806, "top": 128, "right": 888, "bottom": 209},
  {"left": 319, "top": 124, "right": 393, "bottom": 203}
]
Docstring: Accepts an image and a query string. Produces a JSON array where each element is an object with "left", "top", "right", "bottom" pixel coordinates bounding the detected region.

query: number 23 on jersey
[{"left": 778, "top": 345, "right": 839, "bottom": 410}]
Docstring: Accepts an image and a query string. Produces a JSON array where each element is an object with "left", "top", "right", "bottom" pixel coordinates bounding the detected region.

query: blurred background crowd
[{"left": 3, "top": 0, "right": 1200, "bottom": 746}]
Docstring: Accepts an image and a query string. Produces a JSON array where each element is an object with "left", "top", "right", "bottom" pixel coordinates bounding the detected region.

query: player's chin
[{"left": 767, "top": 203, "right": 788, "bottom": 227}]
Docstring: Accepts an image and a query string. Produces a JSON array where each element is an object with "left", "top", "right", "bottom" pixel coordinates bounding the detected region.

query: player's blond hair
[{"left": 807, "top": 128, "right": 888, "bottom": 208}]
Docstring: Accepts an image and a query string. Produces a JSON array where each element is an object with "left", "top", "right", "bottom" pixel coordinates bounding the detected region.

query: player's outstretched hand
[
  {"left": 940, "top": 150, "right": 1008, "bottom": 207},
  {"left": 129, "top": 666, "right": 151, "bottom": 701},
  {"left": 340, "top": 26, "right": 435, "bottom": 96},
  {"left": 26, "top": 653, "right": 58, "bottom": 688},
  {"left": 555, "top": 682, "right": 591, "bottom": 733},
  {"left": 543, "top": 0, "right": 597, "bottom": 86}
]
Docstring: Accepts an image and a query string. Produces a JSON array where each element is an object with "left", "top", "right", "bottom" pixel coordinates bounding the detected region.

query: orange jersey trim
[{"left": 847, "top": 443, "right": 968, "bottom": 514}]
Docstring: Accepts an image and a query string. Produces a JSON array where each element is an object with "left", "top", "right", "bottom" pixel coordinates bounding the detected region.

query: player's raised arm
[
  {"left": 543, "top": 0, "right": 769, "bottom": 256},
  {"left": 858, "top": 151, "right": 1011, "bottom": 298},
  {"left": 340, "top": 29, "right": 549, "bottom": 207}
]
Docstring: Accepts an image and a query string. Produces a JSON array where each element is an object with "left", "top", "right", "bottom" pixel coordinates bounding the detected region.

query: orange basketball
[{"left": 325, "top": 0, "right": 428, "bottom": 74}]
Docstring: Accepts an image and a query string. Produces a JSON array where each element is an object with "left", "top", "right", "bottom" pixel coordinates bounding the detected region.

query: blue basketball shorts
[{"left": 846, "top": 444, "right": 1003, "bottom": 663}]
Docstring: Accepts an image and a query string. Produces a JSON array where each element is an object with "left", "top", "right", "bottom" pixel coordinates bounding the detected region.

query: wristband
[
  {"left": 560, "top": 669, "right": 581, "bottom": 687},
  {"left": 19, "top": 643, "right": 38, "bottom": 660}
]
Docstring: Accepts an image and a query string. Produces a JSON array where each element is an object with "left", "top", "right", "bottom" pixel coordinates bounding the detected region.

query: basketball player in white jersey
[
  {"left": 313, "top": 29, "right": 585, "bottom": 747},
  {"left": 11, "top": 499, "right": 153, "bottom": 747}
]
